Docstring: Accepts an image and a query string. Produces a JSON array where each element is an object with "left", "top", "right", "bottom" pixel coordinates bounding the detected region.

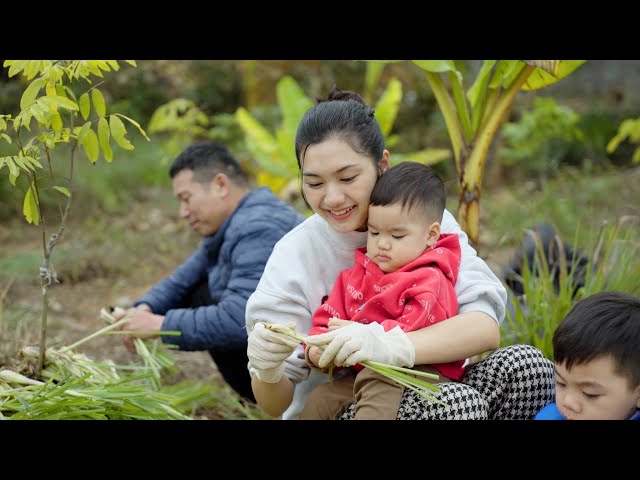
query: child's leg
[
  {"left": 299, "top": 374, "right": 356, "bottom": 420},
  {"left": 353, "top": 365, "right": 448, "bottom": 420}
]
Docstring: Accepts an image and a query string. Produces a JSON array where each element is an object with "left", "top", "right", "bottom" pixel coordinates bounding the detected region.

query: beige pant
[{"left": 300, "top": 365, "right": 448, "bottom": 420}]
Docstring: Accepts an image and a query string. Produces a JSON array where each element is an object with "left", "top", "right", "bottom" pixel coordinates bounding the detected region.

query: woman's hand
[
  {"left": 247, "top": 322, "right": 300, "bottom": 383},
  {"left": 304, "top": 322, "right": 415, "bottom": 369}
]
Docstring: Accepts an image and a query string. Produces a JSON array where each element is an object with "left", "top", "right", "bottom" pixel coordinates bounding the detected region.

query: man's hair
[
  {"left": 553, "top": 291, "right": 640, "bottom": 387},
  {"left": 169, "top": 141, "right": 248, "bottom": 186},
  {"left": 370, "top": 162, "right": 446, "bottom": 222}
]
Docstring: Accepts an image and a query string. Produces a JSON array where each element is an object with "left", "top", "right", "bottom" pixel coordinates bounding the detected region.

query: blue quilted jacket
[{"left": 135, "top": 187, "right": 304, "bottom": 351}]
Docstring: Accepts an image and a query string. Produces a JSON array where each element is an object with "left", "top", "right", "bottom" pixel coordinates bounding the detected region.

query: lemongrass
[{"left": 262, "top": 322, "right": 444, "bottom": 405}]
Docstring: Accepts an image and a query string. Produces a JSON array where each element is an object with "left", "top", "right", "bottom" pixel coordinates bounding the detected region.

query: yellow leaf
[
  {"left": 92, "top": 89, "right": 106, "bottom": 117},
  {"left": 23, "top": 183, "right": 40, "bottom": 225},
  {"left": 109, "top": 115, "right": 134, "bottom": 150},
  {"left": 98, "top": 117, "right": 112, "bottom": 162},
  {"left": 79, "top": 93, "right": 91, "bottom": 120},
  {"left": 82, "top": 128, "right": 99, "bottom": 163}
]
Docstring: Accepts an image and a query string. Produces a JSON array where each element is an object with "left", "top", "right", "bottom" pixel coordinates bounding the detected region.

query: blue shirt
[{"left": 535, "top": 403, "right": 640, "bottom": 420}]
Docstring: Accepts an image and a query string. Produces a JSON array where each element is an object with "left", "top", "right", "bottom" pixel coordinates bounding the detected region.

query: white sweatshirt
[{"left": 245, "top": 209, "right": 507, "bottom": 419}]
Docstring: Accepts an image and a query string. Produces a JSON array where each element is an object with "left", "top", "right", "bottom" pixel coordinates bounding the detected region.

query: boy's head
[
  {"left": 552, "top": 291, "right": 640, "bottom": 420},
  {"left": 367, "top": 162, "right": 446, "bottom": 273}
]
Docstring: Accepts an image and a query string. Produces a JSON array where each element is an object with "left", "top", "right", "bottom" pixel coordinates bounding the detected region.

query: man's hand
[{"left": 113, "top": 307, "right": 165, "bottom": 353}]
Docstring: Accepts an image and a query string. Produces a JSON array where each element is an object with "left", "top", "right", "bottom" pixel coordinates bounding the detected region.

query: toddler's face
[
  {"left": 555, "top": 355, "right": 640, "bottom": 420},
  {"left": 366, "top": 203, "right": 434, "bottom": 273}
]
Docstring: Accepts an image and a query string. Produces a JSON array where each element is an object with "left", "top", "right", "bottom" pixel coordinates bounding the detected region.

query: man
[{"left": 115, "top": 141, "right": 304, "bottom": 401}]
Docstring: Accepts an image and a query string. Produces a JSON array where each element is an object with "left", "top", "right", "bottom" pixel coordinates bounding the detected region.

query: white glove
[
  {"left": 282, "top": 345, "right": 310, "bottom": 383},
  {"left": 304, "top": 322, "right": 415, "bottom": 369},
  {"left": 247, "top": 322, "right": 300, "bottom": 383}
]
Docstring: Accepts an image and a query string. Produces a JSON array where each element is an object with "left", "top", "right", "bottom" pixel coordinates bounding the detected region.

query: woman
[{"left": 245, "top": 87, "right": 554, "bottom": 420}]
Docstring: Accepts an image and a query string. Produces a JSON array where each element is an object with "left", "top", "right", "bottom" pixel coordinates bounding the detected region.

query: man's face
[
  {"left": 555, "top": 355, "right": 640, "bottom": 420},
  {"left": 172, "top": 169, "right": 229, "bottom": 237}
]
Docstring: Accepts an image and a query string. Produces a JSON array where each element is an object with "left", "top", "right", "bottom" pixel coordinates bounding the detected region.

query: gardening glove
[
  {"left": 304, "top": 322, "right": 415, "bottom": 369},
  {"left": 247, "top": 322, "right": 300, "bottom": 384},
  {"left": 282, "top": 345, "right": 310, "bottom": 383}
]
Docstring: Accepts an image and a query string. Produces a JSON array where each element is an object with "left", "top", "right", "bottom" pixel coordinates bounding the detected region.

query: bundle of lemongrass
[
  {"left": 262, "top": 322, "right": 446, "bottom": 406},
  {"left": 0, "top": 309, "right": 213, "bottom": 420}
]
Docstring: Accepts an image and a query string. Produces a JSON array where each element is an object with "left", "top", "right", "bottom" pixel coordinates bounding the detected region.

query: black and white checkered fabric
[
  {"left": 339, "top": 344, "right": 555, "bottom": 420},
  {"left": 463, "top": 344, "right": 555, "bottom": 419}
]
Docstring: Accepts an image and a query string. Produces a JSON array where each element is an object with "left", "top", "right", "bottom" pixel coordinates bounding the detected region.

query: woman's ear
[
  {"left": 378, "top": 150, "right": 391, "bottom": 175},
  {"left": 426, "top": 221, "right": 441, "bottom": 247}
]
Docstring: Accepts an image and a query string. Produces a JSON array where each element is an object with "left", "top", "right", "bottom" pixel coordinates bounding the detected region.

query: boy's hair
[
  {"left": 553, "top": 291, "right": 640, "bottom": 387},
  {"left": 370, "top": 162, "right": 446, "bottom": 222},
  {"left": 169, "top": 141, "right": 248, "bottom": 186}
]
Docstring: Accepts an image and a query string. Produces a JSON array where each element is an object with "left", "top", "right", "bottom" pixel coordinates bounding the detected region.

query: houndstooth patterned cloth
[{"left": 339, "top": 344, "right": 555, "bottom": 420}]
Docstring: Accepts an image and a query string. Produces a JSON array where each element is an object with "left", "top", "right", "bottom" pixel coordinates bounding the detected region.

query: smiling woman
[{"left": 245, "top": 86, "right": 555, "bottom": 420}]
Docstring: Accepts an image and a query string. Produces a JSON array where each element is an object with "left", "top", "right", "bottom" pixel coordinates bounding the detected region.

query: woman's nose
[{"left": 324, "top": 184, "right": 346, "bottom": 207}]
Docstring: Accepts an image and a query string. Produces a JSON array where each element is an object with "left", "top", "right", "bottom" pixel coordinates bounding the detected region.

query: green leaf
[
  {"left": 23, "top": 183, "right": 40, "bottom": 225},
  {"left": 30, "top": 103, "right": 48, "bottom": 125},
  {"left": 489, "top": 60, "right": 524, "bottom": 89},
  {"left": 7, "top": 60, "right": 28, "bottom": 78},
  {"left": 79, "top": 93, "right": 91, "bottom": 120},
  {"left": 106, "top": 60, "right": 120, "bottom": 71},
  {"left": 40, "top": 95, "right": 79, "bottom": 111},
  {"left": 411, "top": 60, "right": 457, "bottom": 73},
  {"left": 77, "top": 121, "right": 92, "bottom": 144},
  {"left": 521, "top": 60, "right": 586, "bottom": 91},
  {"left": 374, "top": 78, "right": 402, "bottom": 137},
  {"left": 109, "top": 115, "right": 134, "bottom": 150},
  {"left": 391, "top": 148, "right": 450, "bottom": 166},
  {"left": 51, "top": 111, "right": 63, "bottom": 131},
  {"left": 276, "top": 76, "right": 313, "bottom": 160},
  {"left": 115, "top": 113, "right": 149, "bottom": 141},
  {"left": 124, "top": 60, "right": 137, "bottom": 67},
  {"left": 98, "top": 117, "right": 113, "bottom": 162},
  {"left": 236, "top": 107, "right": 290, "bottom": 178},
  {"left": 53, "top": 186, "right": 71, "bottom": 197},
  {"left": 20, "top": 78, "right": 45, "bottom": 110},
  {"left": 82, "top": 128, "right": 99, "bottom": 163},
  {"left": 92, "top": 89, "right": 106, "bottom": 117},
  {"left": 1, "top": 133, "right": 11, "bottom": 144}
]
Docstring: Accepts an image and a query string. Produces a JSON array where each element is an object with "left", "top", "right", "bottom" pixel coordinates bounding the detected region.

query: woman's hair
[
  {"left": 294, "top": 86, "right": 386, "bottom": 170},
  {"left": 553, "top": 291, "right": 640, "bottom": 387},
  {"left": 370, "top": 162, "right": 446, "bottom": 223}
]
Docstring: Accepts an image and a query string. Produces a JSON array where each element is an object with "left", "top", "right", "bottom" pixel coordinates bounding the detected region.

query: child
[
  {"left": 535, "top": 291, "right": 640, "bottom": 420},
  {"left": 301, "top": 162, "right": 463, "bottom": 420}
]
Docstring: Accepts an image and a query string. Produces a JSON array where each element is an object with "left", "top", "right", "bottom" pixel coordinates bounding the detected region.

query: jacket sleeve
[
  {"left": 161, "top": 224, "right": 283, "bottom": 351},
  {"left": 309, "top": 269, "right": 350, "bottom": 337},
  {"left": 378, "top": 291, "right": 448, "bottom": 333},
  {"left": 441, "top": 209, "right": 507, "bottom": 325},
  {"left": 134, "top": 246, "right": 207, "bottom": 314}
]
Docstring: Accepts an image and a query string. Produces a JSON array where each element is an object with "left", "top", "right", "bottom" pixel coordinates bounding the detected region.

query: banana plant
[
  {"left": 236, "top": 72, "right": 449, "bottom": 200},
  {"left": 384, "top": 60, "right": 586, "bottom": 245}
]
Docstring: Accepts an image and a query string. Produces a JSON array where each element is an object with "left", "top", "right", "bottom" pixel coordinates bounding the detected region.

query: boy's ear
[{"left": 426, "top": 222, "right": 441, "bottom": 247}]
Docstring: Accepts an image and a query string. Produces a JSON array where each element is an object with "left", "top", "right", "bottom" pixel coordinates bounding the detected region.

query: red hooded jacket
[{"left": 310, "top": 233, "right": 464, "bottom": 380}]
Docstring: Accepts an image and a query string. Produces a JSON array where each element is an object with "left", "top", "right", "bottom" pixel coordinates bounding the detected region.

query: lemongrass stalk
[
  {"left": 365, "top": 360, "right": 440, "bottom": 380},
  {"left": 60, "top": 317, "right": 131, "bottom": 353},
  {"left": 262, "top": 322, "right": 443, "bottom": 403}
]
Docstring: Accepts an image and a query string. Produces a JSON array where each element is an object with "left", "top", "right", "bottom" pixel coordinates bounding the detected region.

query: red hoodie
[{"left": 310, "top": 233, "right": 464, "bottom": 381}]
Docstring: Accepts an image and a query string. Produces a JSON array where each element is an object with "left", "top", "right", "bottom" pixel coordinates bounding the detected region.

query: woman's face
[{"left": 301, "top": 138, "right": 389, "bottom": 233}]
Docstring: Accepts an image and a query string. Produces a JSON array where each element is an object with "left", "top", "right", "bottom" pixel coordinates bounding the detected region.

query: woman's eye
[
  {"left": 392, "top": 235, "right": 406, "bottom": 240},
  {"left": 341, "top": 176, "right": 356, "bottom": 183},
  {"left": 369, "top": 231, "right": 379, "bottom": 236},
  {"left": 305, "top": 183, "right": 322, "bottom": 189}
]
